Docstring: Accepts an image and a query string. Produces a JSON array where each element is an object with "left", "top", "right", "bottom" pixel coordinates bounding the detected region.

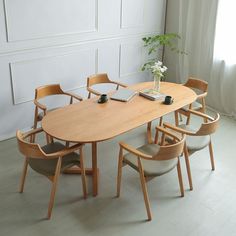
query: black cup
[
  {"left": 164, "top": 96, "right": 173, "bottom": 105},
  {"left": 98, "top": 94, "right": 108, "bottom": 103}
]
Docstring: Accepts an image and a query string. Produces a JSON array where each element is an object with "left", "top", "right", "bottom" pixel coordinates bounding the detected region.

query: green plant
[{"left": 141, "top": 33, "right": 185, "bottom": 72}]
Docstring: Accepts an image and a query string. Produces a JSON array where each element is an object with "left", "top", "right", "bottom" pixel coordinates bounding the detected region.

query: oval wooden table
[{"left": 42, "top": 81, "right": 197, "bottom": 196}]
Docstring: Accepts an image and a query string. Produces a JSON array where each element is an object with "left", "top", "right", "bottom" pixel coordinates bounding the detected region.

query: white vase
[{"left": 153, "top": 75, "right": 161, "bottom": 92}]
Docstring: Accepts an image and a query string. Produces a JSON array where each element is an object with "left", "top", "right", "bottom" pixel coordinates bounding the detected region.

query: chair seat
[
  {"left": 181, "top": 101, "right": 203, "bottom": 112},
  {"left": 123, "top": 144, "right": 178, "bottom": 177},
  {"left": 179, "top": 124, "right": 210, "bottom": 152},
  {"left": 28, "top": 142, "right": 80, "bottom": 176},
  {"left": 37, "top": 108, "right": 58, "bottom": 121}
]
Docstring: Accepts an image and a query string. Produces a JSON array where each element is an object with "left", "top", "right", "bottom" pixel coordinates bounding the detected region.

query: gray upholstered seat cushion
[
  {"left": 181, "top": 88, "right": 205, "bottom": 112},
  {"left": 28, "top": 142, "right": 80, "bottom": 176},
  {"left": 179, "top": 124, "right": 210, "bottom": 152},
  {"left": 37, "top": 108, "right": 58, "bottom": 120},
  {"left": 181, "top": 101, "right": 202, "bottom": 112},
  {"left": 123, "top": 144, "right": 178, "bottom": 177}
]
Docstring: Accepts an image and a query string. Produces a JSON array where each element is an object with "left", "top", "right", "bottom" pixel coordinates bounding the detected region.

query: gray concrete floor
[{"left": 0, "top": 112, "right": 236, "bottom": 236}]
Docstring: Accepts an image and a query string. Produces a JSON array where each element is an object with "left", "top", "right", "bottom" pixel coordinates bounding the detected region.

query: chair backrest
[
  {"left": 87, "top": 73, "right": 111, "bottom": 87},
  {"left": 184, "top": 77, "right": 208, "bottom": 93},
  {"left": 153, "top": 135, "right": 185, "bottom": 161},
  {"left": 35, "top": 84, "right": 64, "bottom": 100},
  {"left": 16, "top": 130, "right": 46, "bottom": 159},
  {"left": 195, "top": 113, "right": 220, "bottom": 136}
]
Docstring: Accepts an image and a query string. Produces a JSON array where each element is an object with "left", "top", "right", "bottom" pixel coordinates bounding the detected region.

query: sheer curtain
[
  {"left": 210, "top": 0, "right": 236, "bottom": 117},
  {"left": 168, "top": 0, "right": 236, "bottom": 118}
]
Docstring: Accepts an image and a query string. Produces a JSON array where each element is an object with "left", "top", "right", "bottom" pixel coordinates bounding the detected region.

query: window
[{"left": 214, "top": 0, "right": 236, "bottom": 64}]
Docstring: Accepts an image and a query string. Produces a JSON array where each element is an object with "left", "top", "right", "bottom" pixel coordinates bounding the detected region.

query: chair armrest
[
  {"left": 155, "top": 126, "right": 182, "bottom": 141},
  {"left": 119, "top": 142, "right": 152, "bottom": 160},
  {"left": 196, "top": 92, "right": 207, "bottom": 99},
  {"left": 34, "top": 99, "right": 46, "bottom": 111},
  {"left": 23, "top": 127, "right": 44, "bottom": 140},
  {"left": 44, "top": 143, "right": 84, "bottom": 159},
  {"left": 63, "top": 92, "right": 83, "bottom": 101},
  {"left": 111, "top": 81, "right": 127, "bottom": 88},
  {"left": 163, "top": 122, "right": 196, "bottom": 135},
  {"left": 87, "top": 87, "right": 102, "bottom": 96},
  {"left": 188, "top": 109, "right": 215, "bottom": 121}
]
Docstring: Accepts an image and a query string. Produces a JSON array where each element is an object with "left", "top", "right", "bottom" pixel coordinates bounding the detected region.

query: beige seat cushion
[
  {"left": 28, "top": 142, "right": 80, "bottom": 176},
  {"left": 181, "top": 88, "right": 205, "bottom": 112},
  {"left": 179, "top": 124, "right": 210, "bottom": 152},
  {"left": 37, "top": 108, "right": 58, "bottom": 121},
  {"left": 181, "top": 101, "right": 203, "bottom": 112},
  {"left": 123, "top": 144, "right": 178, "bottom": 177}
]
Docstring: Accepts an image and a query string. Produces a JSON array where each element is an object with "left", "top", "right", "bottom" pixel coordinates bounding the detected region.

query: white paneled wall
[{"left": 0, "top": 0, "right": 166, "bottom": 140}]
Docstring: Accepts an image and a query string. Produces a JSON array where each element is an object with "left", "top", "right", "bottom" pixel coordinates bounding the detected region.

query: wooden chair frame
[
  {"left": 32, "top": 84, "right": 83, "bottom": 141},
  {"left": 164, "top": 110, "right": 220, "bottom": 190},
  {"left": 175, "top": 77, "right": 208, "bottom": 126},
  {"left": 87, "top": 73, "right": 127, "bottom": 98},
  {"left": 17, "top": 127, "right": 87, "bottom": 220},
  {"left": 116, "top": 126, "right": 186, "bottom": 221}
]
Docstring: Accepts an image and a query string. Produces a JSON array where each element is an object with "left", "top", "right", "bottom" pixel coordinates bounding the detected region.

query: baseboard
[{"left": 0, "top": 126, "right": 31, "bottom": 142}]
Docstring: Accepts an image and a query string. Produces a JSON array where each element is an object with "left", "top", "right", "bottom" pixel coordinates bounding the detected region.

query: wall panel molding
[
  {"left": 120, "top": 0, "right": 144, "bottom": 29},
  {"left": 10, "top": 48, "right": 97, "bottom": 104},
  {"left": 4, "top": 0, "right": 98, "bottom": 42},
  {"left": 119, "top": 41, "right": 143, "bottom": 78}
]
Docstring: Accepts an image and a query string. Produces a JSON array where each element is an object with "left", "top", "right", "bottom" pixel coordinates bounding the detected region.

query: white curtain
[
  {"left": 210, "top": 0, "right": 236, "bottom": 117},
  {"left": 168, "top": 0, "right": 236, "bottom": 118}
]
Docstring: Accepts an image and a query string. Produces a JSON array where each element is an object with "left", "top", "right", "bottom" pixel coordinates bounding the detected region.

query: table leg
[
  {"left": 63, "top": 142, "right": 99, "bottom": 196},
  {"left": 92, "top": 142, "right": 98, "bottom": 196},
  {"left": 63, "top": 167, "right": 93, "bottom": 175}
]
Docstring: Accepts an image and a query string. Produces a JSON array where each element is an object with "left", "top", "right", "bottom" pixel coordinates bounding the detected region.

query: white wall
[
  {"left": 163, "top": 0, "right": 180, "bottom": 83},
  {"left": 0, "top": 0, "right": 166, "bottom": 140}
]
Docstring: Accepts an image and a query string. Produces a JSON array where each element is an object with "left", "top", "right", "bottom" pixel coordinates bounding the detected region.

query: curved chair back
[
  {"left": 87, "top": 73, "right": 111, "bottom": 87},
  {"left": 35, "top": 84, "right": 64, "bottom": 100},
  {"left": 16, "top": 130, "right": 46, "bottom": 159},
  {"left": 153, "top": 135, "right": 185, "bottom": 161},
  {"left": 195, "top": 113, "right": 220, "bottom": 136},
  {"left": 184, "top": 77, "right": 208, "bottom": 93}
]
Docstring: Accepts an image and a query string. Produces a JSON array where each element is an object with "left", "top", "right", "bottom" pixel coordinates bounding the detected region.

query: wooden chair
[
  {"left": 116, "top": 126, "right": 186, "bottom": 221},
  {"left": 16, "top": 127, "right": 87, "bottom": 219},
  {"left": 175, "top": 77, "right": 208, "bottom": 126},
  {"left": 164, "top": 110, "right": 220, "bottom": 190},
  {"left": 87, "top": 73, "right": 127, "bottom": 98},
  {"left": 33, "top": 84, "right": 83, "bottom": 137}
]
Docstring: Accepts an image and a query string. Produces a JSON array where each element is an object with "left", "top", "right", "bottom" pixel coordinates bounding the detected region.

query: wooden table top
[{"left": 42, "top": 82, "right": 197, "bottom": 143}]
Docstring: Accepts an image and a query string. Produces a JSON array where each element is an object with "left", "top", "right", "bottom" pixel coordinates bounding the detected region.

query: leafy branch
[{"left": 141, "top": 33, "right": 186, "bottom": 72}]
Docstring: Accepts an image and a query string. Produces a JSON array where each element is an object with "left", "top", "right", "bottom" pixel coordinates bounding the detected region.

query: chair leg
[
  {"left": 147, "top": 122, "right": 153, "bottom": 144},
  {"left": 47, "top": 157, "right": 61, "bottom": 220},
  {"left": 45, "top": 133, "right": 50, "bottom": 144},
  {"left": 176, "top": 158, "right": 184, "bottom": 197},
  {"left": 201, "top": 98, "right": 208, "bottom": 123},
  {"left": 186, "top": 114, "right": 191, "bottom": 125},
  {"left": 186, "top": 103, "right": 193, "bottom": 125},
  {"left": 79, "top": 149, "right": 87, "bottom": 199},
  {"left": 138, "top": 158, "right": 152, "bottom": 221},
  {"left": 208, "top": 140, "right": 215, "bottom": 171},
  {"left": 183, "top": 144, "right": 193, "bottom": 191},
  {"left": 116, "top": 148, "right": 123, "bottom": 197},
  {"left": 30, "top": 107, "right": 38, "bottom": 143},
  {"left": 159, "top": 116, "right": 163, "bottom": 126},
  {"left": 19, "top": 158, "right": 28, "bottom": 193},
  {"left": 174, "top": 111, "right": 179, "bottom": 126}
]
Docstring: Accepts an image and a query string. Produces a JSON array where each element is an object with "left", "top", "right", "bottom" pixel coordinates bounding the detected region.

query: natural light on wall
[{"left": 214, "top": 0, "right": 236, "bottom": 64}]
